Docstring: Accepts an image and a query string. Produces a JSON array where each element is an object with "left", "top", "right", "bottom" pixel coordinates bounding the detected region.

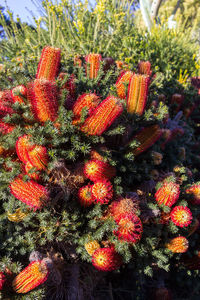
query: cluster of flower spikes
[
  {"left": 12, "top": 259, "right": 49, "bottom": 294},
  {"left": 9, "top": 134, "right": 49, "bottom": 210}
]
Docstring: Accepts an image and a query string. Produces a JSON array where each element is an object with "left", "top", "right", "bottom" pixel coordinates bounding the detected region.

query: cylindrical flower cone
[
  {"left": 84, "top": 159, "right": 116, "bottom": 182},
  {"left": 166, "top": 236, "right": 189, "bottom": 253},
  {"left": 170, "top": 206, "right": 192, "bottom": 228},
  {"left": 138, "top": 61, "right": 151, "bottom": 75},
  {"left": 16, "top": 135, "right": 35, "bottom": 164},
  {"left": 85, "top": 240, "right": 100, "bottom": 256},
  {"left": 36, "top": 46, "right": 61, "bottom": 81},
  {"left": 114, "top": 214, "right": 143, "bottom": 243},
  {"left": 27, "top": 79, "right": 58, "bottom": 123},
  {"left": 28, "top": 145, "right": 48, "bottom": 171},
  {"left": 24, "top": 161, "right": 41, "bottom": 181},
  {"left": 78, "top": 185, "right": 95, "bottom": 207},
  {"left": 91, "top": 180, "right": 113, "bottom": 204},
  {"left": 92, "top": 247, "right": 122, "bottom": 271},
  {"left": 85, "top": 53, "right": 102, "bottom": 79},
  {"left": 10, "top": 177, "right": 49, "bottom": 210},
  {"left": 155, "top": 182, "right": 180, "bottom": 207},
  {"left": 116, "top": 71, "right": 133, "bottom": 99},
  {"left": 128, "top": 125, "right": 162, "bottom": 156},
  {"left": 73, "top": 93, "right": 100, "bottom": 118},
  {"left": 12, "top": 260, "right": 49, "bottom": 294},
  {"left": 80, "top": 96, "right": 123, "bottom": 136},
  {"left": 186, "top": 184, "right": 200, "bottom": 205},
  {"left": 11, "top": 85, "right": 27, "bottom": 103},
  {"left": 127, "top": 74, "right": 150, "bottom": 115}
]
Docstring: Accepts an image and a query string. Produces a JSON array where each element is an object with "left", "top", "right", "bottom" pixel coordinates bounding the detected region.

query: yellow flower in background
[
  {"left": 94, "top": 0, "right": 106, "bottom": 16},
  {"left": 178, "top": 69, "right": 189, "bottom": 86}
]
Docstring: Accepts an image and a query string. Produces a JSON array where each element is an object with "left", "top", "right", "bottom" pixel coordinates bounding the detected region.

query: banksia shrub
[
  {"left": 78, "top": 185, "right": 94, "bottom": 207},
  {"left": 166, "top": 236, "right": 189, "bottom": 253},
  {"left": 85, "top": 53, "right": 102, "bottom": 79},
  {"left": 84, "top": 159, "right": 116, "bottom": 182},
  {"left": 28, "top": 145, "right": 48, "bottom": 171},
  {"left": 129, "top": 125, "right": 162, "bottom": 156},
  {"left": 91, "top": 180, "right": 113, "bottom": 204},
  {"left": 9, "top": 177, "right": 49, "bottom": 210},
  {"left": 27, "top": 79, "right": 58, "bottom": 123},
  {"left": 16, "top": 135, "right": 34, "bottom": 164},
  {"left": 11, "top": 85, "right": 27, "bottom": 103},
  {"left": 81, "top": 96, "right": 123, "bottom": 135},
  {"left": 155, "top": 181, "right": 180, "bottom": 207},
  {"left": 170, "top": 206, "right": 192, "bottom": 228},
  {"left": 85, "top": 240, "right": 100, "bottom": 256},
  {"left": 186, "top": 184, "right": 200, "bottom": 204},
  {"left": 72, "top": 93, "right": 100, "bottom": 118},
  {"left": 114, "top": 214, "right": 143, "bottom": 243},
  {"left": 92, "top": 247, "right": 122, "bottom": 271},
  {"left": 138, "top": 61, "right": 151, "bottom": 75},
  {"left": 127, "top": 74, "right": 150, "bottom": 115},
  {"left": 12, "top": 260, "right": 49, "bottom": 293},
  {"left": 116, "top": 71, "right": 133, "bottom": 99},
  {"left": 36, "top": 46, "right": 61, "bottom": 81}
]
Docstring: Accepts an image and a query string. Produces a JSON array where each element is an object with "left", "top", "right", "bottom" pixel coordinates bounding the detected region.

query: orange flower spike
[
  {"left": 27, "top": 79, "right": 58, "bottom": 123},
  {"left": 28, "top": 145, "right": 48, "bottom": 171},
  {"left": 114, "top": 214, "right": 143, "bottom": 243},
  {"left": 116, "top": 71, "right": 133, "bottom": 99},
  {"left": 16, "top": 135, "right": 35, "bottom": 164},
  {"left": 170, "top": 206, "right": 193, "bottom": 228},
  {"left": 85, "top": 240, "right": 101, "bottom": 256},
  {"left": 12, "top": 260, "right": 49, "bottom": 294},
  {"left": 78, "top": 185, "right": 95, "bottom": 207},
  {"left": 127, "top": 74, "right": 150, "bottom": 115},
  {"left": 84, "top": 159, "right": 116, "bottom": 182},
  {"left": 92, "top": 247, "right": 122, "bottom": 271},
  {"left": 129, "top": 125, "right": 162, "bottom": 156},
  {"left": 138, "top": 61, "right": 151, "bottom": 75},
  {"left": 186, "top": 184, "right": 200, "bottom": 205},
  {"left": 85, "top": 53, "right": 102, "bottom": 79},
  {"left": 110, "top": 196, "right": 139, "bottom": 220},
  {"left": 11, "top": 85, "right": 27, "bottom": 104},
  {"left": 166, "top": 236, "right": 189, "bottom": 253},
  {"left": 73, "top": 93, "right": 100, "bottom": 118},
  {"left": 155, "top": 182, "right": 180, "bottom": 207},
  {"left": 36, "top": 46, "right": 61, "bottom": 81},
  {"left": 91, "top": 180, "right": 113, "bottom": 204},
  {"left": 81, "top": 96, "right": 123, "bottom": 136},
  {"left": 24, "top": 161, "right": 41, "bottom": 181},
  {"left": 10, "top": 177, "right": 49, "bottom": 210}
]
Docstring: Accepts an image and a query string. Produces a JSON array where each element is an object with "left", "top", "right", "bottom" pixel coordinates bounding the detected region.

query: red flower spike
[
  {"left": 73, "top": 93, "right": 100, "bottom": 118},
  {"left": 36, "top": 46, "right": 61, "bottom": 81},
  {"left": 170, "top": 206, "right": 192, "bottom": 228},
  {"left": 110, "top": 196, "right": 139, "bottom": 221},
  {"left": 28, "top": 145, "right": 48, "bottom": 171},
  {"left": 27, "top": 79, "right": 58, "bottom": 123},
  {"left": 12, "top": 260, "right": 49, "bottom": 294},
  {"left": 0, "top": 122, "right": 15, "bottom": 135},
  {"left": 138, "top": 61, "right": 151, "bottom": 75},
  {"left": 10, "top": 177, "right": 49, "bottom": 210},
  {"left": 81, "top": 96, "right": 123, "bottom": 136},
  {"left": 16, "top": 135, "right": 35, "bottom": 164},
  {"left": 0, "top": 272, "right": 6, "bottom": 290},
  {"left": 114, "top": 214, "right": 143, "bottom": 243},
  {"left": 78, "top": 185, "right": 95, "bottom": 207},
  {"left": 84, "top": 159, "right": 116, "bottom": 182},
  {"left": 91, "top": 180, "right": 113, "bottom": 204},
  {"left": 166, "top": 236, "right": 189, "bottom": 253},
  {"left": 92, "top": 247, "right": 122, "bottom": 271},
  {"left": 127, "top": 74, "right": 150, "bottom": 115},
  {"left": 186, "top": 184, "right": 200, "bottom": 205},
  {"left": 11, "top": 85, "right": 27, "bottom": 104},
  {"left": 85, "top": 53, "right": 102, "bottom": 79},
  {"left": 155, "top": 182, "right": 180, "bottom": 207},
  {"left": 116, "top": 71, "right": 133, "bottom": 99},
  {"left": 129, "top": 125, "right": 162, "bottom": 156},
  {"left": 0, "top": 90, "right": 15, "bottom": 118},
  {"left": 24, "top": 161, "right": 41, "bottom": 181}
]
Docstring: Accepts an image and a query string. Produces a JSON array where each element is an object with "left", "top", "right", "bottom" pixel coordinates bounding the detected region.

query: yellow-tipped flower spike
[
  {"left": 116, "top": 71, "right": 133, "bottom": 99},
  {"left": 85, "top": 240, "right": 101, "bottom": 256},
  {"left": 85, "top": 54, "right": 102, "bottom": 79}
]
